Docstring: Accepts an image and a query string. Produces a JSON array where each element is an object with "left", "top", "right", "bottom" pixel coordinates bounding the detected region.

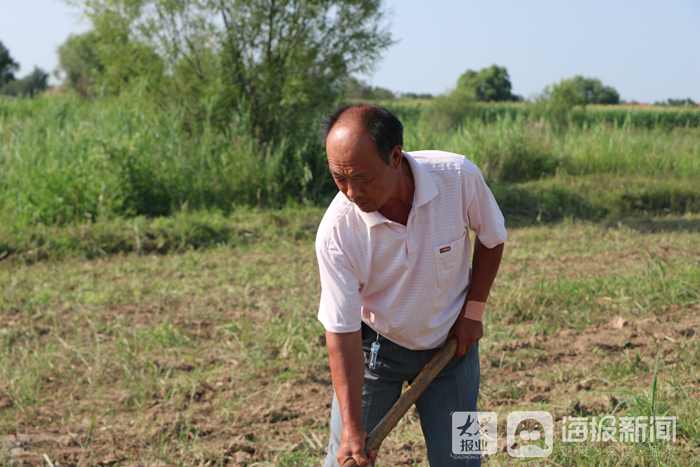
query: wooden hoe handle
[{"left": 342, "top": 337, "right": 458, "bottom": 467}]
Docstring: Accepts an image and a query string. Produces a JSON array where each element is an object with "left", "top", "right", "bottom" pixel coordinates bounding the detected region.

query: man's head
[{"left": 322, "top": 104, "right": 405, "bottom": 212}]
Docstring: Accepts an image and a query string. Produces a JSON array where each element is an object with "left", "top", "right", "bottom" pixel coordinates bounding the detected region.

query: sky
[
  {"left": 1, "top": 0, "right": 698, "bottom": 102},
  {"left": 0, "top": 1, "right": 90, "bottom": 81}
]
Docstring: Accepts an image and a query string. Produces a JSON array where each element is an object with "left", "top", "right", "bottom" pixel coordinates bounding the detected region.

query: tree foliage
[
  {"left": 456, "top": 65, "right": 520, "bottom": 102},
  {"left": 544, "top": 75, "right": 620, "bottom": 106},
  {"left": 344, "top": 76, "right": 395, "bottom": 100},
  {"left": 71, "top": 0, "right": 394, "bottom": 145},
  {"left": 654, "top": 97, "right": 698, "bottom": 107},
  {"left": 0, "top": 67, "right": 49, "bottom": 97},
  {"left": 400, "top": 91, "right": 432, "bottom": 99},
  {"left": 57, "top": 32, "right": 104, "bottom": 96},
  {"left": 0, "top": 40, "right": 19, "bottom": 86},
  {"left": 57, "top": 15, "right": 165, "bottom": 98}
]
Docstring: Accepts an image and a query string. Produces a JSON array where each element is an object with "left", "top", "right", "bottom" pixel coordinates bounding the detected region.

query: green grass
[
  {"left": 1, "top": 211, "right": 698, "bottom": 464},
  {"left": 2, "top": 182, "right": 700, "bottom": 264}
]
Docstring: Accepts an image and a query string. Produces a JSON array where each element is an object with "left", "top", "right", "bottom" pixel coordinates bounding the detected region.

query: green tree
[
  {"left": 88, "top": 8, "right": 166, "bottom": 97},
  {"left": 544, "top": 75, "right": 620, "bottom": 105},
  {"left": 74, "top": 0, "right": 394, "bottom": 144},
  {"left": 0, "top": 40, "right": 19, "bottom": 86},
  {"left": 56, "top": 11, "right": 165, "bottom": 98},
  {"left": 545, "top": 78, "right": 586, "bottom": 107},
  {"left": 456, "top": 64, "right": 518, "bottom": 102},
  {"left": 533, "top": 80, "right": 580, "bottom": 130},
  {"left": 57, "top": 31, "right": 104, "bottom": 96},
  {"left": 0, "top": 67, "right": 49, "bottom": 97}
]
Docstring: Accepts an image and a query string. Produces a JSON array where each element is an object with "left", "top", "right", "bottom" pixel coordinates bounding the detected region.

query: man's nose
[{"left": 346, "top": 182, "right": 364, "bottom": 201}]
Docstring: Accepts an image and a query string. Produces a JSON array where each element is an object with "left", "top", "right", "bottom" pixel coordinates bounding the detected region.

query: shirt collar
[{"left": 354, "top": 151, "right": 439, "bottom": 228}]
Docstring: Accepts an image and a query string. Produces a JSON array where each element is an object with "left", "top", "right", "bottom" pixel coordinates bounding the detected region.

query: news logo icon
[{"left": 506, "top": 411, "right": 554, "bottom": 458}]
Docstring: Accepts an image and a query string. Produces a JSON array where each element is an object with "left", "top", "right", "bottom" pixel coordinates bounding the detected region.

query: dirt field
[{"left": 1, "top": 213, "right": 698, "bottom": 465}]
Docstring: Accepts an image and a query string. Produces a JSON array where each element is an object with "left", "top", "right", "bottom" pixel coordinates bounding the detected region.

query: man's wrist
[{"left": 462, "top": 300, "right": 486, "bottom": 321}]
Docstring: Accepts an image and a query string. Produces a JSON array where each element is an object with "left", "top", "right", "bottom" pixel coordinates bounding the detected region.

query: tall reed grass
[
  {"left": 387, "top": 99, "right": 700, "bottom": 129},
  {"left": 2, "top": 94, "right": 699, "bottom": 233},
  {"left": 1, "top": 94, "right": 333, "bottom": 228},
  {"left": 404, "top": 113, "right": 700, "bottom": 181}
]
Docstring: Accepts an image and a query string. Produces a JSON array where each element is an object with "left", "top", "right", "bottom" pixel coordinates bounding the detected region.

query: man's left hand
[{"left": 447, "top": 317, "right": 483, "bottom": 358}]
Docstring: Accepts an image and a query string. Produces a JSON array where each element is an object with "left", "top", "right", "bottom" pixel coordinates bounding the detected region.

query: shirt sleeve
[
  {"left": 315, "top": 235, "right": 363, "bottom": 333},
  {"left": 463, "top": 161, "right": 508, "bottom": 248}
]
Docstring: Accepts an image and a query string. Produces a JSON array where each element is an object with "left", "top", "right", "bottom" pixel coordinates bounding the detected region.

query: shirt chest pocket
[{"left": 433, "top": 229, "right": 467, "bottom": 291}]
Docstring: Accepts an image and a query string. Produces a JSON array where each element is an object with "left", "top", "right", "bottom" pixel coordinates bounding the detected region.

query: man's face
[{"left": 325, "top": 123, "right": 400, "bottom": 213}]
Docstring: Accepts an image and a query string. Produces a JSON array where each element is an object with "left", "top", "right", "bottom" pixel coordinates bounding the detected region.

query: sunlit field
[{"left": 1, "top": 95, "right": 699, "bottom": 465}]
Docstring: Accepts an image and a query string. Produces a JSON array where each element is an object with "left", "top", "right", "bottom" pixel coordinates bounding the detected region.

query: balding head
[{"left": 322, "top": 104, "right": 403, "bottom": 165}]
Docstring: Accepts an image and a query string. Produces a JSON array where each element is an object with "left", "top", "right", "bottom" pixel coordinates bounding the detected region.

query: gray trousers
[{"left": 323, "top": 321, "right": 481, "bottom": 466}]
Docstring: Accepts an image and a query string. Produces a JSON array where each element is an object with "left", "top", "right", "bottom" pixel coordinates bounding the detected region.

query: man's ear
[{"left": 390, "top": 146, "right": 403, "bottom": 168}]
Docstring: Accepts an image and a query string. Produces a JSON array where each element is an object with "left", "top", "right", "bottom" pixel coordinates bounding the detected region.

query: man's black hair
[{"left": 321, "top": 103, "right": 403, "bottom": 165}]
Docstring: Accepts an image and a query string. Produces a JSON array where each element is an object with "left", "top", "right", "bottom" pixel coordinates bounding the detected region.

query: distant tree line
[
  {"left": 5, "top": 17, "right": 699, "bottom": 112},
  {"left": 444, "top": 64, "right": 697, "bottom": 109},
  {"left": 0, "top": 40, "right": 49, "bottom": 97},
  {"left": 450, "top": 66, "right": 620, "bottom": 105},
  {"left": 344, "top": 77, "right": 396, "bottom": 100},
  {"left": 343, "top": 77, "right": 433, "bottom": 100},
  {"left": 654, "top": 97, "right": 698, "bottom": 107}
]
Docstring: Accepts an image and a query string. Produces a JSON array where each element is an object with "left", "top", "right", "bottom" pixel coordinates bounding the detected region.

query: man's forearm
[
  {"left": 326, "top": 329, "right": 365, "bottom": 436},
  {"left": 466, "top": 237, "right": 504, "bottom": 304}
]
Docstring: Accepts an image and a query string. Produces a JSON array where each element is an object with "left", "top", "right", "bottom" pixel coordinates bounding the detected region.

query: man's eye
[{"left": 334, "top": 175, "right": 370, "bottom": 183}]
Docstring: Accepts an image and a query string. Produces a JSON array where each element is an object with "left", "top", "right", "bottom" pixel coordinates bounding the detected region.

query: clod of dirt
[
  {"left": 0, "top": 393, "right": 12, "bottom": 410},
  {"left": 226, "top": 441, "right": 255, "bottom": 455},
  {"left": 609, "top": 316, "right": 628, "bottom": 329},
  {"left": 191, "top": 382, "right": 215, "bottom": 402},
  {"left": 567, "top": 399, "right": 607, "bottom": 416},
  {"left": 97, "top": 454, "right": 126, "bottom": 465},
  {"left": 528, "top": 394, "right": 549, "bottom": 403},
  {"left": 231, "top": 450, "right": 253, "bottom": 465},
  {"left": 499, "top": 339, "right": 538, "bottom": 352},
  {"left": 576, "top": 377, "right": 609, "bottom": 391},
  {"left": 594, "top": 342, "right": 622, "bottom": 352},
  {"left": 224, "top": 437, "right": 258, "bottom": 466},
  {"left": 576, "top": 379, "right": 592, "bottom": 391},
  {"left": 264, "top": 408, "right": 300, "bottom": 423},
  {"left": 153, "top": 359, "right": 197, "bottom": 374}
]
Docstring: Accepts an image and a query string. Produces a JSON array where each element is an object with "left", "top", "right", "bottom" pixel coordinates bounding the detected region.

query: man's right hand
[
  {"left": 325, "top": 329, "right": 378, "bottom": 466},
  {"left": 337, "top": 428, "right": 377, "bottom": 467}
]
